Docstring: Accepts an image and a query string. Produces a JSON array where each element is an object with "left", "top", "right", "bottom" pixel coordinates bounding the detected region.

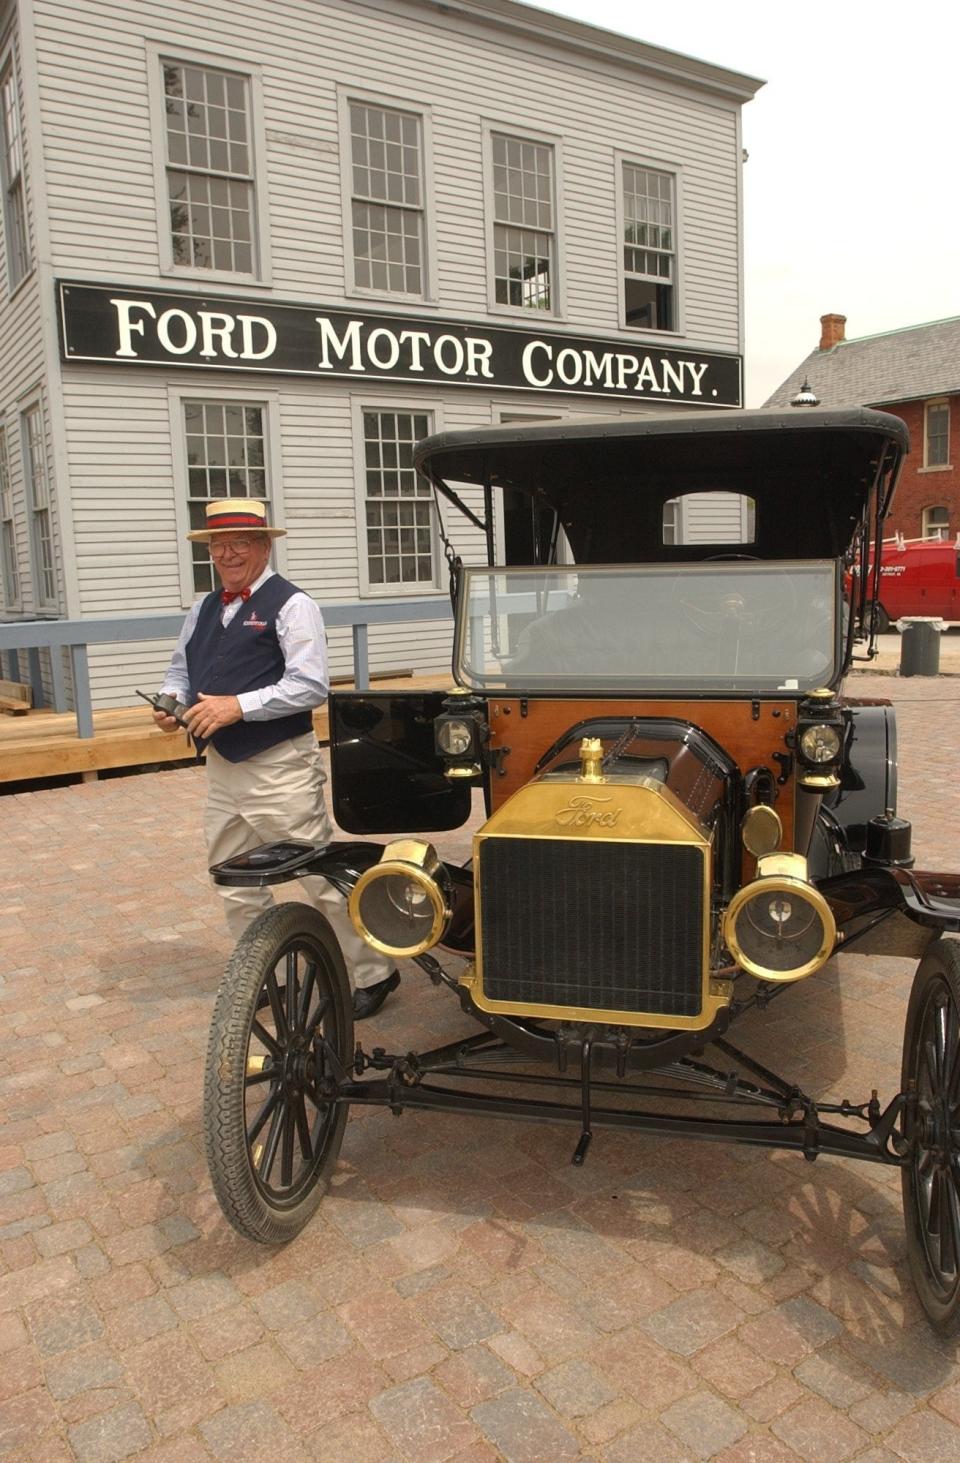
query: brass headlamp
[
  {"left": 434, "top": 689, "right": 487, "bottom": 779},
  {"left": 349, "top": 839, "right": 451, "bottom": 958},
  {"left": 796, "top": 688, "right": 844, "bottom": 790},
  {"left": 723, "top": 852, "right": 836, "bottom": 982}
]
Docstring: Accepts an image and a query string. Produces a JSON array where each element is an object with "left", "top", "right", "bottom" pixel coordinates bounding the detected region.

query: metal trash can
[{"left": 900, "top": 617, "right": 941, "bottom": 677}]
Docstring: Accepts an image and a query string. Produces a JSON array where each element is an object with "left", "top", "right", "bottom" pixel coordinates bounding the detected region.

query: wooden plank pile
[{"left": 0, "top": 679, "right": 31, "bottom": 716}]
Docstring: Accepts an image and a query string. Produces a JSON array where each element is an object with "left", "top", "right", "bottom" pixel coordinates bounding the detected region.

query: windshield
[{"left": 456, "top": 562, "right": 840, "bottom": 693}]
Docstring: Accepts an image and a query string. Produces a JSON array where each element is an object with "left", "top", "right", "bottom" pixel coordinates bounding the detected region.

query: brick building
[{"left": 765, "top": 314, "right": 960, "bottom": 543}]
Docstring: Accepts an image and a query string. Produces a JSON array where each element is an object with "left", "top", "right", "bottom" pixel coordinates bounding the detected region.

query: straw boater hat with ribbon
[{"left": 186, "top": 499, "right": 286, "bottom": 542}]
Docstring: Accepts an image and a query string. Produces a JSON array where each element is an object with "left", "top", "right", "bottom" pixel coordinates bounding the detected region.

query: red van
[{"left": 859, "top": 535, "right": 960, "bottom": 631}]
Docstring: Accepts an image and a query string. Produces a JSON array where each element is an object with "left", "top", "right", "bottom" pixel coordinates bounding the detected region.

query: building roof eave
[{"left": 407, "top": 0, "right": 765, "bottom": 102}]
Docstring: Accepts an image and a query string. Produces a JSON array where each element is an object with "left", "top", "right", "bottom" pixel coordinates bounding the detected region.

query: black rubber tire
[
  {"left": 203, "top": 902, "right": 353, "bottom": 1244},
  {"left": 901, "top": 938, "right": 960, "bottom": 1333},
  {"left": 872, "top": 603, "right": 891, "bottom": 635}
]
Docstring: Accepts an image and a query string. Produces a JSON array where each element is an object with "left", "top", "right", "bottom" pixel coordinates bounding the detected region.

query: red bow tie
[{"left": 221, "top": 587, "right": 252, "bottom": 605}]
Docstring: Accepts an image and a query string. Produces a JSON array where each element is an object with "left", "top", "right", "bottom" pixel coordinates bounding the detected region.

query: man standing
[{"left": 153, "top": 498, "right": 400, "bottom": 1020}]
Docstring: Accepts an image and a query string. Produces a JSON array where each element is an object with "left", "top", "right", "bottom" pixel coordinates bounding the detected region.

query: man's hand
[
  {"left": 183, "top": 693, "right": 243, "bottom": 739},
  {"left": 151, "top": 708, "right": 181, "bottom": 734}
]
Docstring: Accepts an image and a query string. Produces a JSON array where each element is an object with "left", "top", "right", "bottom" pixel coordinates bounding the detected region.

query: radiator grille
[{"left": 479, "top": 838, "right": 705, "bottom": 1017}]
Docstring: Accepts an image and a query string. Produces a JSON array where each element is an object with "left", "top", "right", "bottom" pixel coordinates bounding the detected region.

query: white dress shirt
[{"left": 161, "top": 567, "right": 329, "bottom": 720}]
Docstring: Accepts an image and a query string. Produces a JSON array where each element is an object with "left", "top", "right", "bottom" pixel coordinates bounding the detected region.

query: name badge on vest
[{"left": 242, "top": 613, "right": 269, "bottom": 629}]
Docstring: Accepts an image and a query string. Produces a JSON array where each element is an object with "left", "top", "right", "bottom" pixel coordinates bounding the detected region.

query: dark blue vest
[{"left": 185, "top": 573, "right": 315, "bottom": 763}]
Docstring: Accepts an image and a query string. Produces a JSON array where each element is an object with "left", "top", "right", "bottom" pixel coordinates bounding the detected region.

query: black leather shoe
[{"left": 353, "top": 970, "right": 400, "bottom": 1021}]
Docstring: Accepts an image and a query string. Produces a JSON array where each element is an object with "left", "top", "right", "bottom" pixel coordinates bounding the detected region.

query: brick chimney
[{"left": 819, "top": 313, "right": 846, "bottom": 351}]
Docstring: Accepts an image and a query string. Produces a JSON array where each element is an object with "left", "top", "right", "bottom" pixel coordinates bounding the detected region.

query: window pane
[
  {"left": 926, "top": 404, "right": 949, "bottom": 467},
  {"left": 184, "top": 399, "right": 269, "bottom": 592},
  {"left": 350, "top": 102, "right": 424, "bottom": 294},
  {"left": 623, "top": 164, "right": 676, "bottom": 333},
  {"left": 362, "top": 410, "right": 434, "bottom": 586},
  {"left": 493, "top": 224, "right": 551, "bottom": 310},
  {"left": 163, "top": 60, "right": 255, "bottom": 275},
  {"left": 0, "top": 64, "right": 29, "bottom": 288},
  {"left": 624, "top": 275, "right": 674, "bottom": 332}
]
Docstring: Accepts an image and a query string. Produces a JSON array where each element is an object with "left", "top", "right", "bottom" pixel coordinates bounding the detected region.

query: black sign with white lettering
[{"left": 57, "top": 280, "right": 742, "bottom": 407}]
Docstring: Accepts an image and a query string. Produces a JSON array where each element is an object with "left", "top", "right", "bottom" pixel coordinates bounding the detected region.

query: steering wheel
[{"left": 670, "top": 557, "right": 798, "bottom": 640}]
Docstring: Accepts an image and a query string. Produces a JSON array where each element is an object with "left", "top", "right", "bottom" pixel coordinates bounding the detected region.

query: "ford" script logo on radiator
[{"left": 554, "top": 795, "right": 621, "bottom": 829}]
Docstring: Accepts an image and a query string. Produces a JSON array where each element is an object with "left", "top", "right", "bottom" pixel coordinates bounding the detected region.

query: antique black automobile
[{"left": 203, "top": 407, "right": 960, "bottom": 1333}]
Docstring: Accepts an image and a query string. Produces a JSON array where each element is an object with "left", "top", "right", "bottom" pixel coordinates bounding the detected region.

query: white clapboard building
[{"left": 0, "top": 0, "right": 761, "bottom": 706}]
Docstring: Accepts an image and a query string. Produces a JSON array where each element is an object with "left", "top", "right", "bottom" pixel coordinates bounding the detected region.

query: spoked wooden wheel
[
  {"left": 902, "top": 938, "right": 960, "bottom": 1332},
  {"left": 203, "top": 903, "right": 353, "bottom": 1244}
]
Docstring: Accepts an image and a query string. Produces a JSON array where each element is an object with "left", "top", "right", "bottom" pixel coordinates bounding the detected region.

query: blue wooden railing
[{"left": 0, "top": 597, "right": 454, "bottom": 738}]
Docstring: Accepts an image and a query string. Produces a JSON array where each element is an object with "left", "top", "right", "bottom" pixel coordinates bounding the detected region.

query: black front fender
[
  {"left": 820, "top": 865, "right": 960, "bottom": 958},
  {"left": 210, "top": 839, "right": 386, "bottom": 896}
]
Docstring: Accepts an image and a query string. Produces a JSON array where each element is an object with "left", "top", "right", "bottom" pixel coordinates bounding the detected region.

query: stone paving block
[
  {"left": 640, "top": 1287, "right": 746, "bottom": 1356},
  {"left": 434, "top": 1343, "right": 515, "bottom": 1407},
  {"left": 884, "top": 1407, "right": 960, "bottom": 1461},
  {"left": 303, "top": 1408, "right": 395, "bottom": 1462},
  {"left": 602, "top": 1417, "right": 697, "bottom": 1463},
  {"left": 660, "top": 1388, "right": 750, "bottom": 1459},
  {"left": 533, "top": 1357, "right": 618, "bottom": 1418},
  {"left": 272, "top": 1308, "right": 351, "bottom": 1370},
  {"left": 212, "top": 1337, "right": 297, "bottom": 1403},
  {"left": 44, "top": 1340, "right": 124, "bottom": 1401},
  {"left": 841, "top": 1330, "right": 951, "bottom": 1396},
  {"left": 26, "top": 1287, "right": 105, "bottom": 1356},
  {"left": 470, "top": 1385, "right": 579, "bottom": 1463},
  {"left": 370, "top": 1375, "right": 479, "bottom": 1462},
  {"left": 273, "top": 1348, "right": 388, "bottom": 1435},
  {"left": 711, "top": 1435, "right": 806, "bottom": 1462},
  {"left": 67, "top": 1401, "right": 153, "bottom": 1463},
  {"left": 419, "top": 1281, "right": 505, "bottom": 1350},
  {"left": 0, "top": 1384, "right": 60, "bottom": 1455},
  {"left": 738, "top": 1297, "right": 842, "bottom": 1368},
  {"left": 770, "top": 1396, "right": 870, "bottom": 1463},
  {"left": 200, "top": 1398, "right": 308, "bottom": 1462}
]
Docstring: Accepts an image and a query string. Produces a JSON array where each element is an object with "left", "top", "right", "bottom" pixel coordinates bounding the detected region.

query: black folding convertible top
[{"left": 415, "top": 407, "right": 909, "bottom": 562}]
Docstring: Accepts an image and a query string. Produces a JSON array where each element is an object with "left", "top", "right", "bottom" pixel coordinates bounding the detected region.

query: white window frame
[
  {"left": 147, "top": 41, "right": 271, "bottom": 287},
  {"left": 0, "top": 45, "right": 30, "bottom": 294},
  {"left": 0, "top": 421, "right": 18, "bottom": 607},
  {"left": 483, "top": 121, "right": 564, "bottom": 320},
  {"left": 922, "top": 505, "right": 950, "bottom": 540},
  {"left": 351, "top": 396, "right": 444, "bottom": 598},
  {"left": 615, "top": 151, "right": 684, "bottom": 337},
  {"left": 169, "top": 385, "right": 284, "bottom": 607},
  {"left": 20, "top": 399, "right": 56, "bottom": 611},
  {"left": 922, "top": 399, "right": 950, "bottom": 471},
  {"left": 338, "top": 87, "right": 436, "bottom": 305}
]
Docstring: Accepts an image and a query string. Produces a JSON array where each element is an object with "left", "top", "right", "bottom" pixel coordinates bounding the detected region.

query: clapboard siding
[
  {"left": 34, "top": 0, "right": 744, "bottom": 349},
  {"left": 0, "top": 13, "right": 64, "bottom": 655},
  {"left": 62, "top": 369, "right": 652, "bottom": 704}
]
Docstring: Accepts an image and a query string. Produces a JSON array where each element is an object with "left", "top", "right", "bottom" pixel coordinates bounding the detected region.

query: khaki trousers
[{"left": 204, "top": 733, "right": 393, "bottom": 991}]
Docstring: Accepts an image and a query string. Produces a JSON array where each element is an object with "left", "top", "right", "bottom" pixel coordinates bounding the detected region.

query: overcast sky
[{"left": 525, "top": 0, "right": 959, "bottom": 406}]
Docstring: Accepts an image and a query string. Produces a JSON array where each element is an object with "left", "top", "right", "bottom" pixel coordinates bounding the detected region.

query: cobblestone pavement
[{"left": 2, "top": 673, "right": 960, "bottom": 1462}]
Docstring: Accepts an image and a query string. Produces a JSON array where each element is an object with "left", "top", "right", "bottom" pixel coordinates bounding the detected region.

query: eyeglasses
[{"left": 209, "top": 537, "right": 264, "bottom": 557}]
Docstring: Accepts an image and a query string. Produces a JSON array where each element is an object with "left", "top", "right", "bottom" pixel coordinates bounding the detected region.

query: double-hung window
[
  {"left": 622, "top": 162, "right": 676, "bottom": 332},
  {"left": 0, "top": 426, "right": 17, "bottom": 605},
  {"left": 922, "top": 505, "right": 949, "bottom": 540},
  {"left": 491, "top": 132, "right": 556, "bottom": 311},
  {"left": 0, "top": 57, "right": 28, "bottom": 291},
  {"left": 924, "top": 401, "right": 949, "bottom": 469},
  {"left": 161, "top": 59, "right": 257, "bottom": 276},
  {"left": 361, "top": 409, "right": 436, "bottom": 590},
  {"left": 348, "top": 101, "right": 425, "bottom": 297},
  {"left": 184, "top": 399, "right": 269, "bottom": 593},
  {"left": 21, "top": 404, "right": 55, "bottom": 608}
]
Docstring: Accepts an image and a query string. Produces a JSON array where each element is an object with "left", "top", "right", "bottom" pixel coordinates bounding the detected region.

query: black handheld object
[{"left": 137, "top": 689, "right": 192, "bottom": 728}]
